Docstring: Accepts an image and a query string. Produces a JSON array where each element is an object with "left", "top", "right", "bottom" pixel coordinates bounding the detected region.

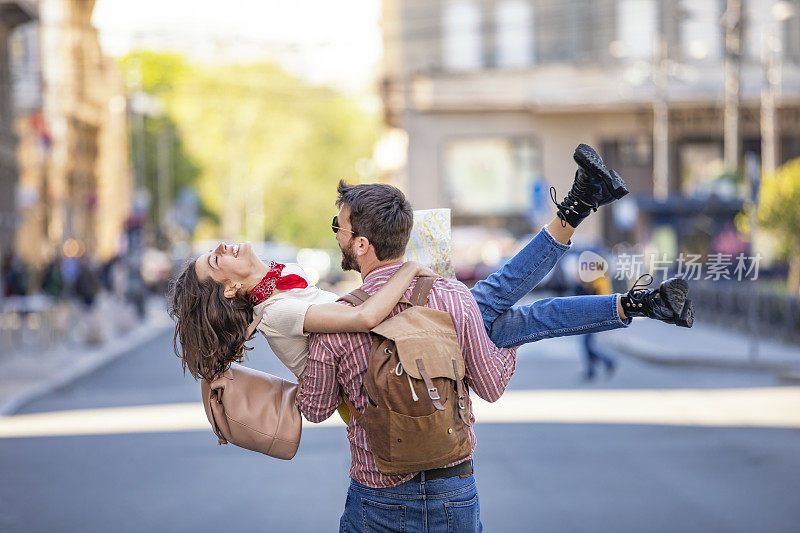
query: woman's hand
[
  {"left": 416, "top": 264, "right": 439, "bottom": 277},
  {"left": 305, "top": 261, "right": 438, "bottom": 333},
  {"left": 404, "top": 260, "right": 438, "bottom": 278}
]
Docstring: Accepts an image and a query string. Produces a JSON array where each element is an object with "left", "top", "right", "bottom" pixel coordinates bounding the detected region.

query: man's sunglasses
[{"left": 331, "top": 215, "right": 355, "bottom": 235}]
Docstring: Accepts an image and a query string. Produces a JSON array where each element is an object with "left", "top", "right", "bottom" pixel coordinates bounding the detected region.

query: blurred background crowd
[{"left": 1, "top": 0, "right": 800, "bottom": 351}]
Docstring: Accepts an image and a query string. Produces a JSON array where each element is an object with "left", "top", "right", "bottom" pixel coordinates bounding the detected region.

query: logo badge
[{"left": 578, "top": 251, "right": 608, "bottom": 283}]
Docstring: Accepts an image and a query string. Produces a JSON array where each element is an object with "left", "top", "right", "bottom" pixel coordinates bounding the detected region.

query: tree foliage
[
  {"left": 757, "top": 157, "right": 800, "bottom": 292},
  {"left": 120, "top": 52, "right": 379, "bottom": 248},
  {"left": 120, "top": 52, "right": 203, "bottom": 233}
]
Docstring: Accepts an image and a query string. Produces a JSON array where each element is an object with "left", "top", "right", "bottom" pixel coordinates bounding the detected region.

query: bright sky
[{"left": 92, "top": 0, "right": 383, "bottom": 94}]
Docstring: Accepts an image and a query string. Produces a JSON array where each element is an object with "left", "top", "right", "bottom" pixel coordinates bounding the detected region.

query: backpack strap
[
  {"left": 415, "top": 358, "right": 446, "bottom": 411},
  {"left": 337, "top": 288, "right": 371, "bottom": 307},
  {"left": 338, "top": 285, "right": 417, "bottom": 308},
  {"left": 409, "top": 276, "right": 437, "bottom": 306},
  {"left": 453, "top": 359, "right": 471, "bottom": 426}
]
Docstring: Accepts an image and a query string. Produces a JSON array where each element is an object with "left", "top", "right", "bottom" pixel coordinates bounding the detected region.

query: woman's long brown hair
[{"left": 168, "top": 260, "right": 254, "bottom": 381}]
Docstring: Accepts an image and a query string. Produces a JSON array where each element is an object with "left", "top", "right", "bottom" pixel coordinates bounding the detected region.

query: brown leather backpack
[{"left": 340, "top": 277, "right": 472, "bottom": 475}]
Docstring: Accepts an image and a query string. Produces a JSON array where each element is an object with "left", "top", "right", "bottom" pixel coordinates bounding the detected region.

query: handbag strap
[
  {"left": 245, "top": 308, "right": 266, "bottom": 340},
  {"left": 207, "top": 391, "right": 228, "bottom": 445},
  {"left": 341, "top": 390, "right": 361, "bottom": 423}
]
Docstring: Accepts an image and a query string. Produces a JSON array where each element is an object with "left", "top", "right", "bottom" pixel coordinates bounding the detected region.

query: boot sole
[
  {"left": 660, "top": 277, "right": 689, "bottom": 315},
  {"left": 675, "top": 299, "right": 695, "bottom": 328},
  {"left": 660, "top": 278, "right": 694, "bottom": 328},
  {"left": 574, "top": 144, "right": 630, "bottom": 201}
]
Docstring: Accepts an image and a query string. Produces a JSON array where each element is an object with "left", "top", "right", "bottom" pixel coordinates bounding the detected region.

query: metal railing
[{"left": 689, "top": 281, "right": 800, "bottom": 343}]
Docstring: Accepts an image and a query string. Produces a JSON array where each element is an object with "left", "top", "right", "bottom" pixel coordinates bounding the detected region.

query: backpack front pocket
[{"left": 367, "top": 405, "right": 471, "bottom": 475}]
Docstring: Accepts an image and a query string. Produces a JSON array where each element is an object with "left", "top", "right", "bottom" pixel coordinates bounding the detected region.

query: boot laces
[
  {"left": 549, "top": 170, "right": 599, "bottom": 227},
  {"left": 625, "top": 273, "right": 654, "bottom": 302}
]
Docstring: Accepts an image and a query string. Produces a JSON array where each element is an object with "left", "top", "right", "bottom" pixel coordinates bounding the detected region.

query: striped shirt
[{"left": 298, "top": 262, "right": 518, "bottom": 488}]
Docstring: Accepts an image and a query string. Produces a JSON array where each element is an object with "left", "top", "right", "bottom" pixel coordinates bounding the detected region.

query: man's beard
[{"left": 340, "top": 240, "right": 359, "bottom": 272}]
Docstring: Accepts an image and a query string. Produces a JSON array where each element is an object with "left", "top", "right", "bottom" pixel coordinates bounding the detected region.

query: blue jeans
[
  {"left": 583, "top": 332, "right": 616, "bottom": 379},
  {"left": 340, "top": 474, "right": 481, "bottom": 533},
  {"left": 470, "top": 226, "right": 632, "bottom": 349}
]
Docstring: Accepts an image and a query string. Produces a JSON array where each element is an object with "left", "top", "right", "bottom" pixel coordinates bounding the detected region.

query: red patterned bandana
[{"left": 249, "top": 262, "right": 309, "bottom": 306}]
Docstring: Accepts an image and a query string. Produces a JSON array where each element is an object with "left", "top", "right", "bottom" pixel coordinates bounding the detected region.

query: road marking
[{"left": 1, "top": 387, "right": 799, "bottom": 439}]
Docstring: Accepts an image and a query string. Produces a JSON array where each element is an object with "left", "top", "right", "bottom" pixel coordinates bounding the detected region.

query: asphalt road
[{"left": 1, "top": 328, "right": 799, "bottom": 532}]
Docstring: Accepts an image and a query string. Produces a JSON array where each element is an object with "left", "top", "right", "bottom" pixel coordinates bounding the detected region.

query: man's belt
[{"left": 410, "top": 460, "right": 473, "bottom": 482}]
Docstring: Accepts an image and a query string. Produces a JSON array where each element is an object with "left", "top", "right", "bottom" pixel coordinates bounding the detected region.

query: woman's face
[{"left": 195, "top": 242, "right": 260, "bottom": 288}]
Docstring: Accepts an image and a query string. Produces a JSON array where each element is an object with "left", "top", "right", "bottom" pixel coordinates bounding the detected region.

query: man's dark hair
[{"left": 336, "top": 180, "right": 413, "bottom": 261}]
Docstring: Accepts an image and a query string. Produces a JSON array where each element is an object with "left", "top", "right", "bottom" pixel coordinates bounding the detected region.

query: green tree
[
  {"left": 757, "top": 157, "right": 800, "bottom": 293},
  {"left": 119, "top": 52, "right": 204, "bottom": 237},
  {"left": 121, "top": 52, "right": 379, "bottom": 248}
]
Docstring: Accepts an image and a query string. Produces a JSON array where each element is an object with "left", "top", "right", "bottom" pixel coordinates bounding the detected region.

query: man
[
  {"left": 298, "top": 148, "right": 693, "bottom": 531},
  {"left": 297, "top": 181, "right": 518, "bottom": 532}
]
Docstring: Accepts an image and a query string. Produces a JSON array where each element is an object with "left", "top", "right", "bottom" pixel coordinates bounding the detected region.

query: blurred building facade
[
  {"left": 10, "top": 0, "right": 129, "bottom": 267},
  {"left": 0, "top": 0, "right": 35, "bottom": 257},
  {"left": 381, "top": 0, "right": 800, "bottom": 254}
]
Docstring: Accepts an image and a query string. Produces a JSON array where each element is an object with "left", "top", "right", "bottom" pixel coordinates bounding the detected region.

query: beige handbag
[{"left": 201, "top": 363, "right": 302, "bottom": 460}]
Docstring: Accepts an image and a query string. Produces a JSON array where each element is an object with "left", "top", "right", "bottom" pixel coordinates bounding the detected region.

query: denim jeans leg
[
  {"left": 470, "top": 226, "right": 571, "bottom": 332},
  {"left": 488, "top": 293, "right": 633, "bottom": 349}
]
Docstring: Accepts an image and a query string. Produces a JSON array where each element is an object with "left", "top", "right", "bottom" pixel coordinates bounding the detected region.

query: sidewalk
[
  {"left": 0, "top": 298, "right": 173, "bottom": 415},
  {"left": 595, "top": 318, "right": 800, "bottom": 380}
]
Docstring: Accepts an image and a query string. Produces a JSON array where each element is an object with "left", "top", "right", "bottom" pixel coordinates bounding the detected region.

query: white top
[{"left": 252, "top": 263, "right": 338, "bottom": 378}]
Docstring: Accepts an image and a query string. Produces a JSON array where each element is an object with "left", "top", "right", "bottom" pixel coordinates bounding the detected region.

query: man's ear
[
  {"left": 223, "top": 283, "right": 241, "bottom": 299},
  {"left": 355, "top": 236, "right": 371, "bottom": 257}
]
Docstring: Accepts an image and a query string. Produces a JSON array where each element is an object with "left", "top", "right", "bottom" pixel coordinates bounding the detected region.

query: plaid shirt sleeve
[
  {"left": 297, "top": 332, "right": 342, "bottom": 423},
  {"left": 445, "top": 282, "right": 518, "bottom": 403}
]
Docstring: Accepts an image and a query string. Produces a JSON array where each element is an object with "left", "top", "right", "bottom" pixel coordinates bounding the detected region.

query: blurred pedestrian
[
  {"left": 126, "top": 264, "right": 146, "bottom": 319},
  {"left": 577, "top": 272, "right": 617, "bottom": 380},
  {"left": 2, "top": 251, "right": 30, "bottom": 297},
  {"left": 75, "top": 257, "right": 100, "bottom": 308},
  {"left": 61, "top": 255, "right": 80, "bottom": 296},
  {"left": 41, "top": 257, "right": 65, "bottom": 299}
]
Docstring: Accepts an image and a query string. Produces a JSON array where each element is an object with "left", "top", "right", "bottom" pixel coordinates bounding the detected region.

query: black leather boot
[
  {"left": 550, "top": 144, "right": 629, "bottom": 228},
  {"left": 620, "top": 274, "right": 695, "bottom": 328}
]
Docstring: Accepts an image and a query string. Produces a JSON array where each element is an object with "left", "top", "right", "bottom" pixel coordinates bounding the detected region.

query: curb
[
  {"left": 0, "top": 320, "right": 173, "bottom": 416},
  {"left": 596, "top": 335, "right": 800, "bottom": 374}
]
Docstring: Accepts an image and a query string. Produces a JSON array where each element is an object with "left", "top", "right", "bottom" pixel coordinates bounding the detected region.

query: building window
[
  {"left": 444, "top": 137, "right": 539, "bottom": 215},
  {"left": 443, "top": 1, "right": 483, "bottom": 71},
  {"left": 783, "top": 0, "right": 800, "bottom": 63},
  {"left": 495, "top": 1, "right": 534, "bottom": 68},
  {"left": 681, "top": 0, "right": 723, "bottom": 61},
  {"left": 680, "top": 141, "right": 724, "bottom": 196},
  {"left": 744, "top": 0, "right": 771, "bottom": 62},
  {"left": 616, "top": 0, "right": 656, "bottom": 60}
]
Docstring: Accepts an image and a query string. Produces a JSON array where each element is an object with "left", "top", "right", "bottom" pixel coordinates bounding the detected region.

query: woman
[{"left": 170, "top": 246, "right": 438, "bottom": 383}]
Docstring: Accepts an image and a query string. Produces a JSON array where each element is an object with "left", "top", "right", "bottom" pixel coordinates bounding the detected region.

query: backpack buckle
[{"left": 428, "top": 387, "right": 440, "bottom": 400}]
